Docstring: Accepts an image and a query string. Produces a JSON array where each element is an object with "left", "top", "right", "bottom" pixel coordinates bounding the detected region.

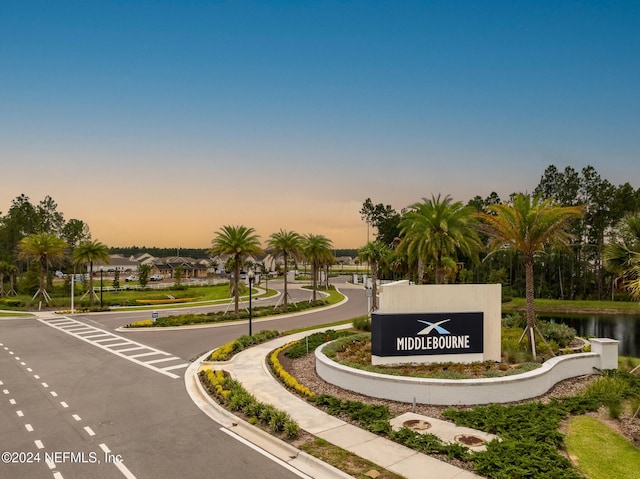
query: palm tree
[
  {"left": 477, "top": 193, "right": 583, "bottom": 358},
  {"left": 266, "top": 229, "right": 303, "bottom": 308},
  {"left": 398, "top": 194, "right": 482, "bottom": 284},
  {"left": 358, "top": 241, "right": 392, "bottom": 312},
  {"left": 211, "top": 225, "right": 262, "bottom": 316},
  {"left": 72, "top": 240, "right": 110, "bottom": 305},
  {"left": 604, "top": 213, "right": 640, "bottom": 300},
  {"left": 18, "top": 233, "right": 68, "bottom": 304},
  {"left": 302, "top": 234, "right": 333, "bottom": 301}
]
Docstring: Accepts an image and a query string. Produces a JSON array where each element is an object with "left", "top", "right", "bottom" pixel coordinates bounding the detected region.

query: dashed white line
[
  {"left": 60, "top": 401, "right": 69, "bottom": 408},
  {"left": 41, "top": 382, "right": 49, "bottom": 388},
  {"left": 8, "top": 351, "right": 14, "bottom": 355},
  {"left": 2, "top": 389, "right": 8, "bottom": 394},
  {"left": 72, "top": 414, "right": 81, "bottom": 421},
  {"left": 50, "top": 391, "right": 58, "bottom": 397},
  {"left": 10, "top": 398, "right": 16, "bottom": 405},
  {"left": 34, "top": 374, "right": 40, "bottom": 379},
  {"left": 0, "top": 380, "right": 3, "bottom": 385},
  {"left": 15, "top": 356, "right": 20, "bottom": 360},
  {"left": 26, "top": 368, "right": 32, "bottom": 372},
  {"left": 20, "top": 362, "right": 26, "bottom": 366},
  {"left": 25, "top": 424, "right": 34, "bottom": 432},
  {"left": 46, "top": 460, "right": 56, "bottom": 470},
  {"left": 53, "top": 471, "right": 63, "bottom": 478},
  {"left": 99, "top": 443, "right": 137, "bottom": 479},
  {"left": 35, "top": 440, "right": 44, "bottom": 449},
  {"left": 16, "top": 410, "right": 24, "bottom": 417},
  {"left": 84, "top": 426, "right": 95, "bottom": 436}
]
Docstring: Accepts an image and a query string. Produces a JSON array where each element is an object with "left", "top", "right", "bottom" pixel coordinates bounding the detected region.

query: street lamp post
[
  {"left": 100, "top": 270, "right": 103, "bottom": 309},
  {"left": 247, "top": 269, "right": 254, "bottom": 336}
]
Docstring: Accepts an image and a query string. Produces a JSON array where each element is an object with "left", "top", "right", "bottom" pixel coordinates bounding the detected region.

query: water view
[{"left": 540, "top": 314, "right": 640, "bottom": 358}]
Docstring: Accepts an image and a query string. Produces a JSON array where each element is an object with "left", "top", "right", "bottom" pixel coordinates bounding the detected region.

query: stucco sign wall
[{"left": 372, "top": 281, "right": 501, "bottom": 365}]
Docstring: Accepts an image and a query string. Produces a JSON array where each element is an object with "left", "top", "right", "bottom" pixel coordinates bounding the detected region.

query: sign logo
[{"left": 417, "top": 319, "right": 451, "bottom": 335}]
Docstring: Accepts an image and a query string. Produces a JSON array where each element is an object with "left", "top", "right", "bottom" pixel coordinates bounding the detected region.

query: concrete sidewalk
[{"left": 187, "top": 328, "right": 483, "bottom": 479}]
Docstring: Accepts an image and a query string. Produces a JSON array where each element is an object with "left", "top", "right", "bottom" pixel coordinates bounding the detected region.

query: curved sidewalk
[{"left": 186, "top": 327, "right": 482, "bottom": 479}]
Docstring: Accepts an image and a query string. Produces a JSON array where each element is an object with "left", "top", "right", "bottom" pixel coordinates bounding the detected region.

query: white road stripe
[
  {"left": 145, "top": 357, "right": 180, "bottom": 365},
  {"left": 72, "top": 414, "right": 81, "bottom": 421},
  {"left": 84, "top": 426, "right": 95, "bottom": 436},
  {"left": 99, "top": 443, "right": 138, "bottom": 479},
  {"left": 38, "top": 317, "right": 184, "bottom": 379},
  {"left": 60, "top": 401, "right": 69, "bottom": 408},
  {"left": 16, "top": 410, "right": 23, "bottom": 417},
  {"left": 35, "top": 440, "right": 44, "bottom": 449},
  {"left": 162, "top": 363, "right": 190, "bottom": 371},
  {"left": 9, "top": 399, "right": 16, "bottom": 405},
  {"left": 25, "top": 424, "right": 33, "bottom": 432}
]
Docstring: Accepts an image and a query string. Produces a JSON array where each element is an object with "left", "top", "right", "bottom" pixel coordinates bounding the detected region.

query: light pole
[{"left": 247, "top": 269, "right": 254, "bottom": 336}]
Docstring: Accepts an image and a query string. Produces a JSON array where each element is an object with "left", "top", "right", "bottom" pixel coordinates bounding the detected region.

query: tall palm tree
[
  {"left": 604, "top": 213, "right": 640, "bottom": 300},
  {"left": 398, "top": 194, "right": 482, "bottom": 284},
  {"left": 72, "top": 240, "right": 110, "bottom": 305},
  {"left": 266, "top": 229, "right": 303, "bottom": 308},
  {"left": 359, "top": 241, "right": 392, "bottom": 312},
  {"left": 18, "top": 233, "right": 67, "bottom": 304},
  {"left": 302, "top": 234, "right": 333, "bottom": 301},
  {"left": 477, "top": 193, "right": 583, "bottom": 358},
  {"left": 211, "top": 225, "right": 262, "bottom": 316}
]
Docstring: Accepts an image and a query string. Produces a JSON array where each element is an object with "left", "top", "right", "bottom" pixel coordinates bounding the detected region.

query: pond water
[{"left": 539, "top": 313, "right": 640, "bottom": 358}]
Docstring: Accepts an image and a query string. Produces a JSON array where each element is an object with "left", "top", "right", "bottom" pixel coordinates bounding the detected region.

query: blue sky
[{"left": 1, "top": 1, "right": 638, "bottom": 248}]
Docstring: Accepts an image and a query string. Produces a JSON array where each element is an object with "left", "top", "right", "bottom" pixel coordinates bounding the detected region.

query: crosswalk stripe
[{"left": 37, "top": 316, "right": 186, "bottom": 379}]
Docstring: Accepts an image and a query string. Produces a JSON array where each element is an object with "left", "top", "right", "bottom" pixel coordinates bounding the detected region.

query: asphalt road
[{"left": 0, "top": 278, "right": 367, "bottom": 479}]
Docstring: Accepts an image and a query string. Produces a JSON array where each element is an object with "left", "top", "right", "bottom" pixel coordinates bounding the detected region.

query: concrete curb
[{"left": 185, "top": 351, "right": 354, "bottom": 479}]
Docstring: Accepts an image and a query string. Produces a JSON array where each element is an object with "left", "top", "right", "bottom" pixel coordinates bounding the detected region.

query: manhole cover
[
  {"left": 455, "top": 434, "right": 486, "bottom": 446},
  {"left": 403, "top": 419, "right": 431, "bottom": 431}
]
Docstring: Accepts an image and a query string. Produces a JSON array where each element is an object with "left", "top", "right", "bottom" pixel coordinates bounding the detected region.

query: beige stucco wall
[{"left": 375, "top": 281, "right": 502, "bottom": 364}]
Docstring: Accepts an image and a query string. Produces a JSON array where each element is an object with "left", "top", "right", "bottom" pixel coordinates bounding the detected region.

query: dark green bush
[{"left": 284, "top": 330, "right": 354, "bottom": 359}]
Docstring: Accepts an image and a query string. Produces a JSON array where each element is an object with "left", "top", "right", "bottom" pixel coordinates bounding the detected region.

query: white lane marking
[
  {"left": 84, "top": 426, "right": 95, "bottom": 436},
  {"left": 72, "top": 414, "right": 81, "bottom": 421},
  {"left": 46, "top": 460, "right": 56, "bottom": 470},
  {"left": 38, "top": 316, "right": 184, "bottom": 379},
  {"left": 26, "top": 368, "right": 32, "bottom": 372},
  {"left": 0, "top": 380, "right": 3, "bottom": 385},
  {"left": 15, "top": 356, "right": 20, "bottom": 360},
  {"left": 220, "top": 428, "right": 314, "bottom": 479},
  {"left": 9, "top": 351, "right": 14, "bottom": 355},
  {"left": 106, "top": 342, "right": 133, "bottom": 348},
  {"left": 2, "top": 389, "right": 8, "bottom": 394},
  {"left": 99, "top": 443, "right": 137, "bottom": 479},
  {"left": 9, "top": 398, "right": 16, "bottom": 405},
  {"left": 35, "top": 440, "right": 44, "bottom": 449},
  {"left": 20, "top": 362, "right": 26, "bottom": 366},
  {"left": 16, "top": 410, "right": 24, "bottom": 417},
  {"left": 53, "top": 471, "right": 63, "bottom": 478},
  {"left": 25, "top": 423, "right": 34, "bottom": 432},
  {"left": 162, "top": 363, "right": 190, "bottom": 371},
  {"left": 128, "top": 351, "right": 170, "bottom": 359},
  {"left": 60, "top": 401, "right": 69, "bottom": 408},
  {"left": 42, "top": 382, "right": 49, "bottom": 388},
  {"left": 51, "top": 391, "right": 58, "bottom": 397},
  {"left": 145, "top": 357, "right": 179, "bottom": 365},
  {"left": 34, "top": 374, "right": 40, "bottom": 379},
  {"left": 94, "top": 337, "right": 123, "bottom": 343},
  {"left": 112, "top": 346, "right": 145, "bottom": 353}
]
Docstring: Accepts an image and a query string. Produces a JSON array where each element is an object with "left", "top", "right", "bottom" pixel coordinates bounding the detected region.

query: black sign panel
[{"left": 371, "top": 312, "right": 484, "bottom": 357}]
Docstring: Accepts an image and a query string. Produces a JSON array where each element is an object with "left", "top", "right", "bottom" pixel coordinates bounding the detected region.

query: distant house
[
  {"left": 94, "top": 254, "right": 139, "bottom": 273},
  {"left": 152, "top": 256, "right": 208, "bottom": 279}
]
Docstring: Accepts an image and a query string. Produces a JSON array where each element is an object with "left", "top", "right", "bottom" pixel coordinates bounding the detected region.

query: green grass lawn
[{"left": 565, "top": 416, "right": 640, "bottom": 479}]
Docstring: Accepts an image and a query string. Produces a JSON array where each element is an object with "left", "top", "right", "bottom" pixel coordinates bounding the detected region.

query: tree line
[{"left": 360, "top": 164, "right": 640, "bottom": 302}]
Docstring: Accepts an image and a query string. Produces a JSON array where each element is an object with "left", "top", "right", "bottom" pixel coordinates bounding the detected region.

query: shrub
[
  {"left": 0, "top": 298, "right": 22, "bottom": 307},
  {"left": 209, "top": 330, "right": 280, "bottom": 361},
  {"left": 198, "top": 369, "right": 300, "bottom": 439},
  {"left": 269, "top": 342, "right": 316, "bottom": 397},
  {"left": 352, "top": 315, "right": 371, "bottom": 331}
]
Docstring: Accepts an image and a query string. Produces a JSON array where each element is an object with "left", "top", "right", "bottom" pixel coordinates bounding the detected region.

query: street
[{"left": 1, "top": 279, "right": 366, "bottom": 479}]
